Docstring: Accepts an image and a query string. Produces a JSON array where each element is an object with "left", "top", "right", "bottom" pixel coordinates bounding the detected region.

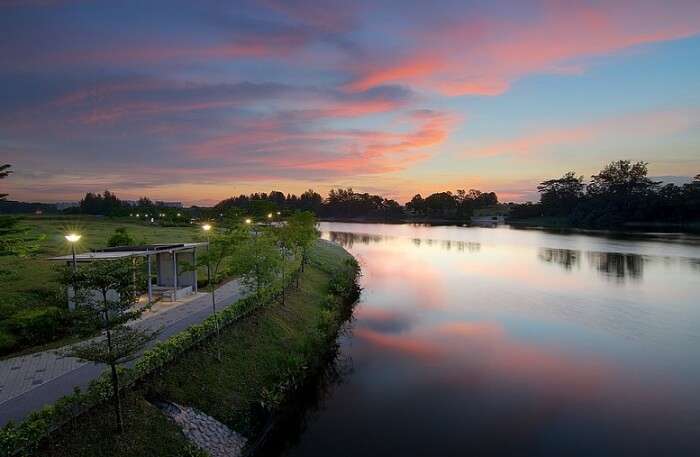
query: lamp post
[
  {"left": 202, "top": 223, "right": 221, "bottom": 360},
  {"left": 202, "top": 223, "right": 214, "bottom": 313},
  {"left": 65, "top": 233, "right": 81, "bottom": 309}
]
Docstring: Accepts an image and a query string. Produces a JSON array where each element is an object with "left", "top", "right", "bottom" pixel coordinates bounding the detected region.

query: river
[{"left": 269, "top": 222, "right": 700, "bottom": 456}]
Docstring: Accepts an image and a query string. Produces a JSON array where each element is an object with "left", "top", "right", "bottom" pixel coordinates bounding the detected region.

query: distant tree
[
  {"left": 0, "top": 165, "right": 42, "bottom": 258},
  {"left": 62, "top": 259, "right": 157, "bottom": 433},
  {"left": 107, "top": 228, "right": 135, "bottom": 247},
  {"left": 299, "top": 189, "right": 323, "bottom": 212},
  {"left": 0, "top": 164, "right": 11, "bottom": 201},
  {"left": 406, "top": 194, "right": 425, "bottom": 215},
  {"left": 422, "top": 192, "right": 457, "bottom": 218},
  {"left": 537, "top": 171, "right": 585, "bottom": 216}
]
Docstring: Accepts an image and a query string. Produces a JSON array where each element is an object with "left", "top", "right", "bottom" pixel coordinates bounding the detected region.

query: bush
[
  {"left": 7, "top": 307, "right": 67, "bottom": 345},
  {"left": 107, "top": 228, "right": 134, "bottom": 247},
  {"left": 0, "top": 329, "right": 17, "bottom": 354},
  {"left": 0, "top": 302, "right": 18, "bottom": 320}
]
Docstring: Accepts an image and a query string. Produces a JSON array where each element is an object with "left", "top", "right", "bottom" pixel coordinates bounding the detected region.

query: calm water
[{"left": 273, "top": 223, "right": 700, "bottom": 456}]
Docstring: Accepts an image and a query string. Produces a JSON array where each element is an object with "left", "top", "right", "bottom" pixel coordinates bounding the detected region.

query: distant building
[
  {"left": 55, "top": 201, "right": 79, "bottom": 211},
  {"left": 156, "top": 201, "right": 183, "bottom": 208},
  {"left": 470, "top": 204, "right": 510, "bottom": 226}
]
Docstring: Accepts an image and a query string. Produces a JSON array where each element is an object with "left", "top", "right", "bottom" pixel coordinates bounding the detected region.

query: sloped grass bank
[{"left": 33, "top": 240, "right": 359, "bottom": 457}]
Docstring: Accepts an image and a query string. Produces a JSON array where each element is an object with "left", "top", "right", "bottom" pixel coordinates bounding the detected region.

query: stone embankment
[{"left": 154, "top": 400, "right": 247, "bottom": 457}]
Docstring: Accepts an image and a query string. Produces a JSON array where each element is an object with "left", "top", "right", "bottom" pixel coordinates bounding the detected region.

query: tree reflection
[
  {"left": 329, "top": 231, "right": 385, "bottom": 248},
  {"left": 328, "top": 231, "right": 481, "bottom": 252},
  {"left": 538, "top": 248, "right": 581, "bottom": 270},
  {"left": 587, "top": 251, "right": 645, "bottom": 281},
  {"left": 538, "top": 248, "right": 647, "bottom": 280}
]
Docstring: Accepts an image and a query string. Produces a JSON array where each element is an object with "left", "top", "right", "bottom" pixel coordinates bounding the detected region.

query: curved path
[{"left": 0, "top": 279, "right": 245, "bottom": 427}]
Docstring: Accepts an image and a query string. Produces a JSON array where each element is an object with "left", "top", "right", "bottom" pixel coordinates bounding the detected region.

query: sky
[{"left": 1, "top": 0, "right": 699, "bottom": 205}]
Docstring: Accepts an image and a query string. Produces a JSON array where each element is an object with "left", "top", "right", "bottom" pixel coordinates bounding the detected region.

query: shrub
[
  {"left": 107, "top": 227, "right": 134, "bottom": 247},
  {"left": 7, "top": 307, "right": 67, "bottom": 345},
  {"left": 0, "top": 302, "right": 18, "bottom": 320},
  {"left": 0, "top": 329, "right": 17, "bottom": 354}
]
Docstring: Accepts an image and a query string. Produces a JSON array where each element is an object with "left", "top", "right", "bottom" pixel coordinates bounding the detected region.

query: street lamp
[
  {"left": 245, "top": 218, "right": 252, "bottom": 224},
  {"left": 202, "top": 223, "right": 221, "bottom": 360},
  {"left": 65, "top": 233, "right": 81, "bottom": 308}
]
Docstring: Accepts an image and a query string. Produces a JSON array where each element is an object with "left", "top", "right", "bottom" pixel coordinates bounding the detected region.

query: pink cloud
[
  {"left": 345, "top": 1, "right": 700, "bottom": 96},
  {"left": 463, "top": 107, "right": 699, "bottom": 158}
]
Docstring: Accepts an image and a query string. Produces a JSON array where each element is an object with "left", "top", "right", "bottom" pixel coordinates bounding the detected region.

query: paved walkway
[{"left": 0, "top": 279, "right": 246, "bottom": 427}]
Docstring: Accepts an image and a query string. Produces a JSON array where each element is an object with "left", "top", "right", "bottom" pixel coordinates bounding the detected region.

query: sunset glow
[{"left": 1, "top": 0, "right": 699, "bottom": 204}]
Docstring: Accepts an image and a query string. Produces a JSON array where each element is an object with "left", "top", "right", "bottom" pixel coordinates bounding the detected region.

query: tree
[
  {"left": 230, "top": 226, "right": 281, "bottom": 297},
  {"left": 284, "top": 212, "right": 318, "bottom": 273},
  {"left": 537, "top": 171, "right": 585, "bottom": 216},
  {"left": 62, "top": 259, "right": 157, "bottom": 433},
  {"left": 0, "top": 165, "right": 42, "bottom": 258},
  {"left": 107, "top": 228, "right": 135, "bottom": 247},
  {"left": 193, "top": 223, "right": 249, "bottom": 359},
  {"left": 0, "top": 164, "right": 11, "bottom": 201}
]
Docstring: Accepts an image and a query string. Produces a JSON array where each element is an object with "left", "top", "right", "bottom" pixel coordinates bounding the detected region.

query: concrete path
[{"left": 0, "top": 279, "right": 246, "bottom": 427}]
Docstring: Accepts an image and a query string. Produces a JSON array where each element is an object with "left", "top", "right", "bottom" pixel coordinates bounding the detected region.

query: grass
[
  {"left": 36, "top": 240, "right": 357, "bottom": 457},
  {"left": 1, "top": 215, "right": 201, "bottom": 306},
  {"left": 0, "top": 215, "right": 203, "bottom": 355},
  {"left": 37, "top": 391, "right": 200, "bottom": 457}
]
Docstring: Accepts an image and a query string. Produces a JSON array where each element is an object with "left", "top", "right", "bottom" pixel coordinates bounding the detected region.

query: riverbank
[
  {"left": 508, "top": 216, "right": 700, "bottom": 233},
  {"left": 27, "top": 240, "right": 359, "bottom": 457}
]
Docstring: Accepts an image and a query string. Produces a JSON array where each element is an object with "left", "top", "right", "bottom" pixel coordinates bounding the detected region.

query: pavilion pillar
[
  {"left": 147, "top": 254, "right": 153, "bottom": 304},
  {"left": 193, "top": 248, "right": 198, "bottom": 293},
  {"left": 172, "top": 251, "right": 178, "bottom": 300}
]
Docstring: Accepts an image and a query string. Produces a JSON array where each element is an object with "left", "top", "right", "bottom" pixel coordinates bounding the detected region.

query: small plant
[{"left": 107, "top": 228, "right": 134, "bottom": 247}]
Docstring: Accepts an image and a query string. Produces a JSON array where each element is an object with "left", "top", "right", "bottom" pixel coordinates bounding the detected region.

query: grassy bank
[{"left": 35, "top": 240, "right": 359, "bottom": 457}]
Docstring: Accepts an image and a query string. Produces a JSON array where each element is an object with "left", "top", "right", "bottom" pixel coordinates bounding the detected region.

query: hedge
[{"left": 0, "top": 256, "right": 302, "bottom": 457}]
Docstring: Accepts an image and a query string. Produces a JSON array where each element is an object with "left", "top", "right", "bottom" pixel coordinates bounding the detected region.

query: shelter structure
[{"left": 50, "top": 243, "right": 207, "bottom": 309}]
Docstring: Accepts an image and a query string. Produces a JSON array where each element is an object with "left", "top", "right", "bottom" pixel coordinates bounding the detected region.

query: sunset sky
[{"left": 1, "top": 0, "right": 699, "bottom": 205}]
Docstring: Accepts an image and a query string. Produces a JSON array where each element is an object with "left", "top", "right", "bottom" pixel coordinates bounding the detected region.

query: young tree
[
  {"left": 285, "top": 211, "right": 319, "bottom": 272},
  {"left": 62, "top": 259, "right": 157, "bottom": 433},
  {"left": 192, "top": 223, "right": 248, "bottom": 360},
  {"left": 231, "top": 226, "right": 281, "bottom": 298}
]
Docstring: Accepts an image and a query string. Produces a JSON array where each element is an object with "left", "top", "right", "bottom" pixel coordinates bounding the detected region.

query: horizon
[{"left": 2, "top": 1, "right": 699, "bottom": 205}]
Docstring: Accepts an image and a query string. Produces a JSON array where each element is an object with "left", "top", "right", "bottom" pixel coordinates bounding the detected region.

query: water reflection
[
  {"left": 538, "top": 248, "right": 646, "bottom": 280},
  {"left": 329, "top": 230, "right": 481, "bottom": 252},
  {"left": 273, "top": 223, "right": 700, "bottom": 457},
  {"left": 328, "top": 231, "right": 386, "bottom": 248},
  {"left": 587, "top": 251, "right": 645, "bottom": 281},
  {"left": 538, "top": 248, "right": 581, "bottom": 270}
]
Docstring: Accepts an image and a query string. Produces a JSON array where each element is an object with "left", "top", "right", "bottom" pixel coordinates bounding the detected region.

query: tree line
[{"left": 510, "top": 160, "right": 700, "bottom": 227}]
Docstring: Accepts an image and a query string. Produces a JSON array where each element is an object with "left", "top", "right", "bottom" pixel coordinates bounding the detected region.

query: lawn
[{"left": 0, "top": 215, "right": 203, "bottom": 355}]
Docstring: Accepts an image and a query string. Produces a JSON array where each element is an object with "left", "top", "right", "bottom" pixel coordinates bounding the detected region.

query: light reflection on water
[{"left": 277, "top": 223, "right": 700, "bottom": 457}]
